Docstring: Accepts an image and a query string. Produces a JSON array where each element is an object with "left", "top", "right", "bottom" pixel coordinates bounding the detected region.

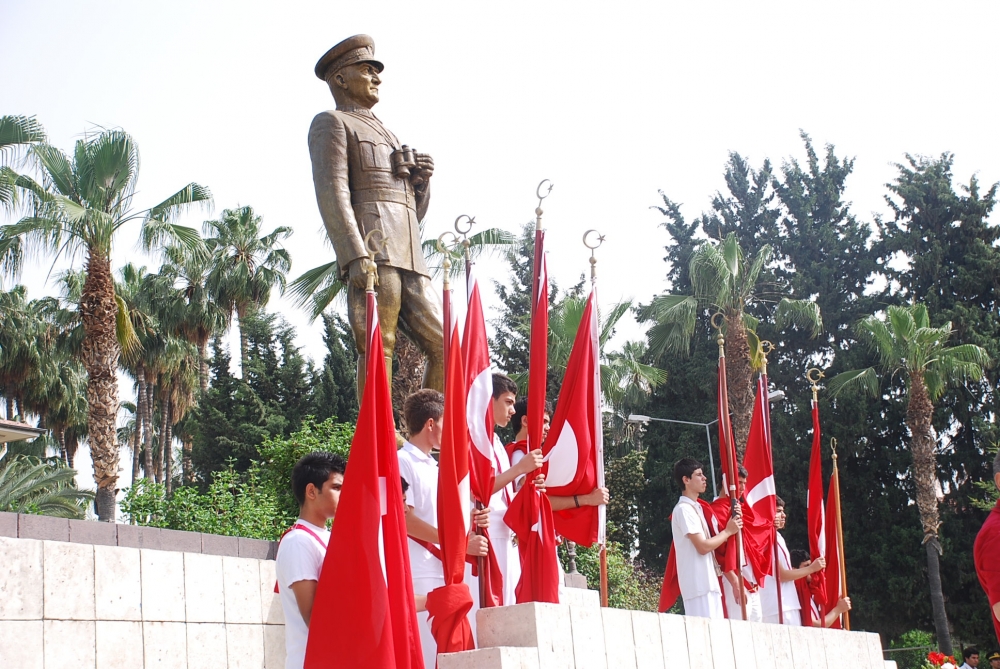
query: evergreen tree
[{"left": 312, "top": 313, "right": 358, "bottom": 424}]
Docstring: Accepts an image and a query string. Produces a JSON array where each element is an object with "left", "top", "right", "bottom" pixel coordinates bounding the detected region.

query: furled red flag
[
  {"left": 717, "top": 348, "right": 741, "bottom": 500},
  {"left": 425, "top": 305, "right": 475, "bottom": 660},
  {"left": 502, "top": 232, "right": 560, "bottom": 604},
  {"left": 461, "top": 261, "right": 503, "bottom": 607},
  {"left": 825, "top": 465, "right": 844, "bottom": 629},
  {"left": 807, "top": 398, "right": 828, "bottom": 603},
  {"left": 305, "top": 289, "right": 422, "bottom": 669},
  {"left": 544, "top": 285, "right": 605, "bottom": 547},
  {"left": 741, "top": 376, "right": 776, "bottom": 583}
]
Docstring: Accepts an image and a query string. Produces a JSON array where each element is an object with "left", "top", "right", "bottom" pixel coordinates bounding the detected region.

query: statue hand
[
  {"left": 347, "top": 259, "right": 368, "bottom": 289},
  {"left": 414, "top": 152, "right": 434, "bottom": 179}
]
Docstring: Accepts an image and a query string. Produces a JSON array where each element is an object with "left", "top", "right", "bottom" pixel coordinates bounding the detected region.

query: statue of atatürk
[{"left": 308, "top": 35, "right": 443, "bottom": 395}]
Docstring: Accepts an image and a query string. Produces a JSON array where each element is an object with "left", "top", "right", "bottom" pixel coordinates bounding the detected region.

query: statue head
[{"left": 315, "top": 35, "right": 384, "bottom": 109}]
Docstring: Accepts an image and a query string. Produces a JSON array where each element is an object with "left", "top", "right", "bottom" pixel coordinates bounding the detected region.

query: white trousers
[
  {"left": 722, "top": 579, "right": 763, "bottom": 622},
  {"left": 464, "top": 528, "right": 521, "bottom": 641},
  {"left": 682, "top": 592, "right": 725, "bottom": 619},
  {"left": 763, "top": 609, "right": 803, "bottom": 625},
  {"left": 412, "top": 575, "right": 446, "bottom": 669}
]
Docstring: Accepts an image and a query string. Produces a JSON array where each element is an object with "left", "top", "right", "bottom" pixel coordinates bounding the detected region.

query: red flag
[
  {"left": 425, "top": 304, "right": 475, "bottom": 659},
  {"left": 741, "top": 376, "right": 776, "bottom": 583},
  {"left": 717, "top": 352, "right": 740, "bottom": 499},
  {"left": 543, "top": 286, "right": 604, "bottom": 547},
  {"left": 504, "top": 480, "right": 560, "bottom": 603},
  {"left": 825, "top": 465, "right": 844, "bottom": 629},
  {"left": 461, "top": 261, "right": 504, "bottom": 607},
  {"left": 503, "top": 233, "right": 560, "bottom": 603},
  {"left": 305, "top": 290, "right": 422, "bottom": 669},
  {"left": 807, "top": 399, "right": 828, "bottom": 601}
]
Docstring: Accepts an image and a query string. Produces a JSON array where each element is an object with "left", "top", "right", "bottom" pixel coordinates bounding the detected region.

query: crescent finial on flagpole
[
  {"left": 437, "top": 231, "right": 458, "bottom": 289},
  {"left": 806, "top": 367, "right": 825, "bottom": 402},
  {"left": 582, "top": 229, "right": 604, "bottom": 281},
  {"left": 535, "top": 179, "right": 553, "bottom": 230},
  {"left": 363, "top": 229, "right": 385, "bottom": 291}
]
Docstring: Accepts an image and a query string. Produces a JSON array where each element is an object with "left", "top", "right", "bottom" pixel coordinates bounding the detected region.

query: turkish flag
[
  {"left": 425, "top": 301, "right": 475, "bottom": 660},
  {"left": 543, "top": 286, "right": 604, "bottom": 547},
  {"left": 741, "top": 376, "right": 776, "bottom": 583},
  {"left": 461, "top": 261, "right": 504, "bottom": 607},
  {"left": 825, "top": 465, "right": 844, "bottom": 629},
  {"left": 807, "top": 399, "right": 828, "bottom": 603},
  {"left": 503, "top": 234, "right": 560, "bottom": 604},
  {"left": 305, "top": 290, "right": 423, "bottom": 669}
]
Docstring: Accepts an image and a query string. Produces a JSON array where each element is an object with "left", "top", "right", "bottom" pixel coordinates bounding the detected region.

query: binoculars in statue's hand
[{"left": 391, "top": 145, "right": 418, "bottom": 179}]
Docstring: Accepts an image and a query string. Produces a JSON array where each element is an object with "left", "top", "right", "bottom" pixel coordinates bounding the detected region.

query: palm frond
[
  {"left": 638, "top": 294, "right": 697, "bottom": 358},
  {"left": 0, "top": 455, "right": 93, "bottom": 518},
  {"left": 827, "top": 367, "right": 879, "bottom": 398},
  {"left": 287, "top": 261, "right": 344, "bottom": 321},
  {"left": 146, "top": 183, "right": 213, "bottom": 225},
  {"left": 115, "top": 293, "right": 142, "bottom": 363},
  {"left": 0, "top": 115, "right": 47, "bottom": 162},
  {"left": 774, "top": 298, "right": 822, "bottom": 337},
  {"left": 690, "top": 242, "right": 733, "bottom": 309}
]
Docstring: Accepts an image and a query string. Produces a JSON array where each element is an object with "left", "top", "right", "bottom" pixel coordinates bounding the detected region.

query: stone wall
[{"left": 0, "top": 513, "right": 285, "bottom": 669}]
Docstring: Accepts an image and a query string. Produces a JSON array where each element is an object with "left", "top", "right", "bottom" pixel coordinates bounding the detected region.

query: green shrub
[
  {"left": 560, "top": 536, "right": 662, "bottom": 611},
  {"left": 889, "top": 629, "right": 936, "bottom": 669}
]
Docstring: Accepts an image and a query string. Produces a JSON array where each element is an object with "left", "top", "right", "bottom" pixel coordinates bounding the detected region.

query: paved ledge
[{"left": 0, "top": 511, "right": 277, "bottom": 559}]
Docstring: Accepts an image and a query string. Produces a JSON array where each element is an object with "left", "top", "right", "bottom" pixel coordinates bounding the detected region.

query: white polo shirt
[
  {"left": 760, "top": 532, "right": 802, "bottom": 619},
  {"left": 671, "top": 495, "right": 721, "bottom": 600},
  {"left": 397, "top": 441, "right": 442, "bottom": 580},
  {"left": 275, "top": 519, "right": 330, "bottom": 669},
  {"left": 489, "top": 434, "right": 516, "bottom": 529}
]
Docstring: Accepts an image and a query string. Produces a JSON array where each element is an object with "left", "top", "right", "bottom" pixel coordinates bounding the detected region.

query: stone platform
[{"left": 441, "top": 601, "right": 894, "bottom": 669}]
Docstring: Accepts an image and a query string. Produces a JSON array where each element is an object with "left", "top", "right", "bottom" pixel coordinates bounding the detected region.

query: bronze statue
[{"left": 308, "top": 35, "right": 444, "bottom": 396}]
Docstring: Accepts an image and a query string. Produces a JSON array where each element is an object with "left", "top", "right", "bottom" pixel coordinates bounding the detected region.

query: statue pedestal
[{"left": 439, "top": 598, "right": 892, "bottom": 669}]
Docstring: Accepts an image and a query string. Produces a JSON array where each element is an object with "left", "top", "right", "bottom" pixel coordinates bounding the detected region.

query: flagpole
[
  {"left": 437, "top": 232, "right": 457, "bottom": 377},
  {"left": 831, "top": 437, "right": 850, "bottom": 630},
  {"left": 452, "top": 215, "right": 492, "bottom": 611},
  {"left": 712, "top": 315, "right": 748, "bottom": 621},
  {"left": 583, "top": 228, "right": 609, "bottom": 608}
]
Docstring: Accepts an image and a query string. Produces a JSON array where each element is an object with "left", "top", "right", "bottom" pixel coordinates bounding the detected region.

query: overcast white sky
[{"left": 3, "top": 1, "right": 998, "bottom": 491}]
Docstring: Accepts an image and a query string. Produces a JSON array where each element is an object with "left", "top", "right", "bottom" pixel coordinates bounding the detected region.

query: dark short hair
[
  {"left": 966, "top": 648, "right": 980, "bottom": 658},
  {"left": 790, "top": 548, "right": 810, "bottom": 568},
  {"left": 512, "top": 397, "right": 553, "bottom": 432},
  {"left": 737, "top": 464, "right": 748, "bottom": 479},
  {"left": 776, "top": 496, "right": 785, "bottom": 509},
  {"left": 673, "top": 458, "right": 703, "bottom": 488},
  {"left": 492, "top": 373, "right": 518, "bottom": 400},
  {"left": 292, "top": 452, "right": 346, "bottom": 506},
  {"left": 403, "top": 389, "right": 444, "bottom": 435}
]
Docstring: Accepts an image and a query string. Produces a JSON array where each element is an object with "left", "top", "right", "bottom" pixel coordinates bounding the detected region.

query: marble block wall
[
  {"left": 0, "top": 534, "right": 285, "bottom": 669},
  {"left": 440, "top": 602, "right": 891, "bottom": 669}
]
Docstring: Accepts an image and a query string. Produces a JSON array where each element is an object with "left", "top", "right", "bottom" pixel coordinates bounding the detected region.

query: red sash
[{"left": 273, "top": 523, "right": 329, "bottom": 593}]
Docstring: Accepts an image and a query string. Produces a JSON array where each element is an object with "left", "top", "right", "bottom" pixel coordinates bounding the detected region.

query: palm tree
[
  {"left": 639, "top": 232, "right": 822, "bottom": 452},
  {"left": 0, "top": 129, "right": 211, "bottom": 520},
  {"left": 0, "top": 115, "right": 46, "bottom": 213},
  {"left": 158, "top": 244, "right": 226, "bottom": 393},
  {"left": 0, "top": 454, "right": 94, "bottom": 518},
  {"left": 204, "top": 205, "right": 291, "bottom": 374},
  {"left": 828, "top": 303, "right": 991, "bottom": 655}
]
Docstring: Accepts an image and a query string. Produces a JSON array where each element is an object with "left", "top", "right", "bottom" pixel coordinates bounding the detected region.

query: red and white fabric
[
  {"left": 807, "top": 398, "right": 828, "bottom": 606},
  {"left": 304, "top": 290, "right": 422, "bottom": 669}
]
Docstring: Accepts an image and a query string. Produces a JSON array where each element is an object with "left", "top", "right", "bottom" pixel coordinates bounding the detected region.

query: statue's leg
[
  {"left": 346, "top": 266, "right": 403, "bottom": 400},
  {"left": 397, "top": 271, "right": 444, "bottom": 391}
]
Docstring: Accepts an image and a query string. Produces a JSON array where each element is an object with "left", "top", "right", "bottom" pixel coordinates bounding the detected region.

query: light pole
[{"left": 628, "top": 414, "right": 719, "bottom": 499}]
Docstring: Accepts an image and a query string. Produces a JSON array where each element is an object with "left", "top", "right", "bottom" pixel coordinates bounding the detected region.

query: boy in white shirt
[
  {"left": 274, "top": 452, "right": 346, "bottom": 669},
  {"left": 398, "top": 389, "right": 489, "bottom": 669},
  {"left": 760, "top": 496, "right": 825, "bottom": 625},
  {"left": 671, "top": 457, "right": 741, "bottom": 619}
]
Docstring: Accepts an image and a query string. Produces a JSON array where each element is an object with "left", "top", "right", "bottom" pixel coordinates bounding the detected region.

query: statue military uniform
[{"left": 308, "top": 35, "right": 444, "bottom": 394}]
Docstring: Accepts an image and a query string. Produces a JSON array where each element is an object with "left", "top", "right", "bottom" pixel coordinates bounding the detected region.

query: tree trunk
[
  {"left": 724, "top": 312, "right": 755, "bottom": 458},
  {"left": 65, "top": 431, "right": 78, "bottom": 469},
  {"left": 5, "top": 397, "right": 12, "bottom": 420},
  {"left": 155, "top": 391, "right": 167, "bottom": 483},
  {"left": 163, "top": 398, "right": 174, "bottom": 496},
  {"left": 391, "top": 332, "right": 426, "bottom": 431},
  {"left": 908, "top": 371, "right": 952, "bottom": 654},
  {"left": 56, "top": 428, "right": 67, "bottom": 465},
  {"left": 198, "top": 339, "right": 209, "bottom": 394},
  {"left": 182, "top": 435, "right": 194, "bottom": 484},
  {"left": 144, "top": 377, "right": 154, "bottom": 479},
  {"left": 79, "top": 250, "right": 121, "bottom": 522},
  {"left": 237, "top": 303, "right": 249, "bottom": 378},
  {"left": 136, "top": 370, "right": 148, "bottom": 478},
  {"left": 131, "top": 415, "right": 141, "bottom": 483}
]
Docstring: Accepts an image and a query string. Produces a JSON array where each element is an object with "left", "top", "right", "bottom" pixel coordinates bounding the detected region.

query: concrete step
[{"left": 439, "top": 647, "right": 540, "bottom": 669}]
